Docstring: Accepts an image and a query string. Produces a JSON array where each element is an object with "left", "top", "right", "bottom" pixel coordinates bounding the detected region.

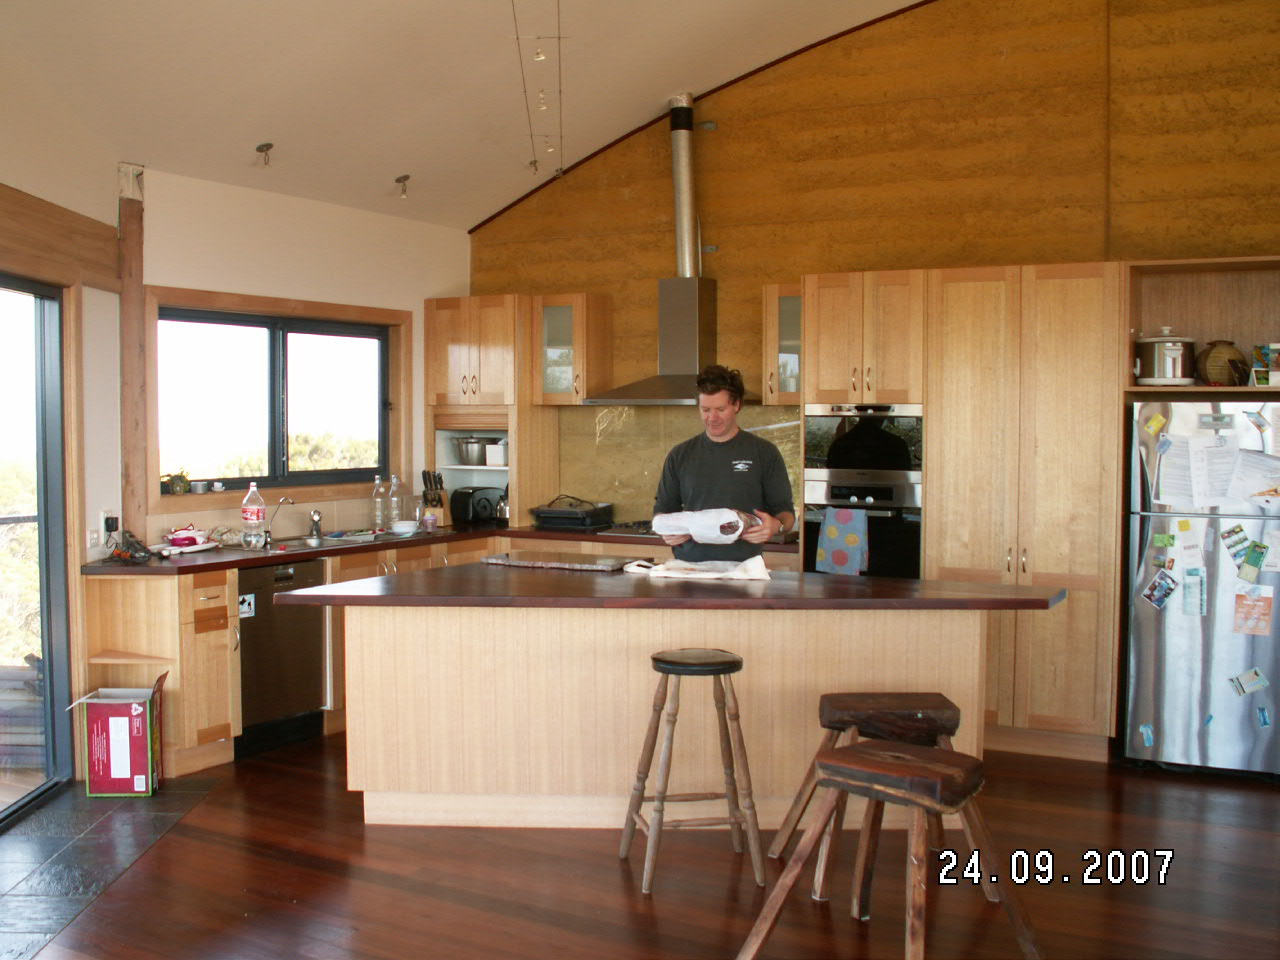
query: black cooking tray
[{"left": 529, "top": 495, "right": 614, "bottom": 529}]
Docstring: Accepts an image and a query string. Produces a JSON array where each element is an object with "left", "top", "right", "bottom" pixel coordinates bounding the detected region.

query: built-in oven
[{"left": 803, "top": 403, "right": 923, "bottom": 578}]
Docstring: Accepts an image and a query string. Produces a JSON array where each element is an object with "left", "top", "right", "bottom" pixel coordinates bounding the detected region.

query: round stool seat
[
  {"left": 818, "top": 692, "right": 960, "bottom": 745},
  {"left": 816, "top": 740, "right": 983, "bottom": 814},
  {"left": 651, "top": 648, "right": 743, "bottom": 676}
]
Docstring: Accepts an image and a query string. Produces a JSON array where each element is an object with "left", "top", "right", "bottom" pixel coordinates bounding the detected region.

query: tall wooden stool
[
  {"left": 619, "top": 648, "right": 766, "bottom": 894},
  {"left": 769, "top": 692, "right": 961, "bottom": 860},
  {"left": 737, "top": 741, "right": 1041, "bottom": 960}
]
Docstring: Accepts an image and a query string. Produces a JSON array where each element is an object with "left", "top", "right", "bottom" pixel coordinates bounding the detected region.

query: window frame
[
  {"left": 135, "top": 287, "right": 412, "bottom": 519},
  {"left": 157, "top": 306, "right": 391, "bottom": 489}
]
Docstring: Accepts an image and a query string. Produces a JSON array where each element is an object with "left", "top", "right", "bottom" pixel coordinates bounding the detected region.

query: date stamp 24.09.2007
[{"left": 938, "top": 848, "right": 1174, "bottom": 886}]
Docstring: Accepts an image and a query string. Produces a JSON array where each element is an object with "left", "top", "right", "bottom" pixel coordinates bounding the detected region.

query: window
[{"left": 157, "top": 308, "right": 388, "bottom": 490}]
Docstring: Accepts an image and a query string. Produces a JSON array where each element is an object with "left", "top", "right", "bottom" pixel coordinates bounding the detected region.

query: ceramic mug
[{"left": 211, "top": 482, "right": 226, "bottom": 492}]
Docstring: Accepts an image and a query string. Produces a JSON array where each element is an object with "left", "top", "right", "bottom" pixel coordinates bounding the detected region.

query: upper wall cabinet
[
  {"left": 762, "top": 284, "right": 802, "bottom": 405},
  {"left": 801, "top": 271, "right": 925, "bottom": 405},
  {"left": 531, "top": 293, "right": 611, "bottom": 405},
  {"left": 424, "top": 294, "right": 521, "bottom": 406}
]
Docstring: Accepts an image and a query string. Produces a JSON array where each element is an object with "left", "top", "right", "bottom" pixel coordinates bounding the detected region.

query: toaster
[{"left": 450, "top": 486, "right": 503, "bottom": 525}]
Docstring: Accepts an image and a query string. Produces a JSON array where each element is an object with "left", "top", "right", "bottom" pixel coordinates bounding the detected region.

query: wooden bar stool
[
  {"left": 768, "top": 692, "right": 961, "bottom": 861},
  {"left": 737, "top": 741, "right": 1041, "bottom": 960},
  {"left": 619, "top": 648, "right": 766, "bottom": 894}
]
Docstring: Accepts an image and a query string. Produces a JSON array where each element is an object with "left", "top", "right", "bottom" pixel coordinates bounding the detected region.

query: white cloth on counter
[
  {"left": 652, "top": 508, "right": 760, "bottom": 544},
  {"left": 623, "top": 555, "right": 771, "bottom": 580}
]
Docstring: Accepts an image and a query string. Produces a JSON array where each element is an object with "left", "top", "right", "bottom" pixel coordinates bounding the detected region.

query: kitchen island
[{"left": 277, "top": 562, "right": 1064, "bottom": 827}]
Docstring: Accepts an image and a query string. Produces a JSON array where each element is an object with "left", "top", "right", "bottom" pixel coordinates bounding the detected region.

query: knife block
[{"left": 420, "top": 504, "right": 449, "bottom": 529}]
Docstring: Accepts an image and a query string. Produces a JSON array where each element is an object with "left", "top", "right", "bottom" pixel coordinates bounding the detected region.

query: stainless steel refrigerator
[{"left": 1127, "top": 400, "right": 1279, "bottom": 774}]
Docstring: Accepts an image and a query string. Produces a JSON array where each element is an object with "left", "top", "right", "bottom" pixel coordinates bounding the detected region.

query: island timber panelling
[{"left": 470, "top": 0, "right": 1280, "bottom": 394}]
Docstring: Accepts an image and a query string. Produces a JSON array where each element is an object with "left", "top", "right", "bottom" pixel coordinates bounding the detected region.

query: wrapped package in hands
[{"left": 652, "top": 508, "right": 762, "bottom": 544}]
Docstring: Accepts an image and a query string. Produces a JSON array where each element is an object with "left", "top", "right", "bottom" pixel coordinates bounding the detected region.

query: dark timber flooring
[{"left": 4, "top": 733, "right": 1274, "bottom": 960}]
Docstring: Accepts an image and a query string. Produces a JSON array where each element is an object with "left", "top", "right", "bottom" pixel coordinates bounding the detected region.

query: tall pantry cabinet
[{"left": 924, "top": 263, "right": 1125, "bottom": 744}]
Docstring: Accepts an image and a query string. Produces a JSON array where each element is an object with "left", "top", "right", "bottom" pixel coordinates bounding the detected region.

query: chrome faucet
[
  {"left": 309, "top": 509, "right": 322, "bottom": 539},
  {"left": 264, "top": 497, "right": 295, "bottom": 548}
]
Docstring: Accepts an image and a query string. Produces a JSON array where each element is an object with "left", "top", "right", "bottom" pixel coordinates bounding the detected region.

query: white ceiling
[{"left": 7, "top": 0, "right": 917, "bottom": 231}]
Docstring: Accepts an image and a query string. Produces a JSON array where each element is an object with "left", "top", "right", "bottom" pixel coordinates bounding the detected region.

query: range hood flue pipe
[{"left": 669, "top": 92, "right": 698, "bottom": 279}]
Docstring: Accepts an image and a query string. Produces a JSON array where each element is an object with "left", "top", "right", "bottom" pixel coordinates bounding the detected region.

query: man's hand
[{"left": 741, "top": 510, "right": 782, "bottom": 544}]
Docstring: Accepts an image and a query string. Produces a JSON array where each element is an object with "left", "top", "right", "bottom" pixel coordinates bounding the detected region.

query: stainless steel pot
[
  {"left": 1135, "top": 328, "right": 1196, "bottom": 385},
  {"left": 454, "top": 436, "right": 493, "bottom": 465}
]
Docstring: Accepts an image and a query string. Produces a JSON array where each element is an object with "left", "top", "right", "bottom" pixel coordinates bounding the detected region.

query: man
[{"left": 653, "top": 364, "right": 796, "bottom": 562}]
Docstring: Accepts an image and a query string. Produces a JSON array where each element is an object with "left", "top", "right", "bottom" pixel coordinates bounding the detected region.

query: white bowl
[{"left": 391, "top": 521, "right": 417, "bottom": 535}]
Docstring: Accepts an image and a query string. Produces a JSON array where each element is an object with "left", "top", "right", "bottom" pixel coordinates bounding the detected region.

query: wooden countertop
[
  {"left": 274, "top": 562, "right": 1066, "bottom": 611},
  {"left": 80, "top": 524, "right": 797, "bottom": 576}
]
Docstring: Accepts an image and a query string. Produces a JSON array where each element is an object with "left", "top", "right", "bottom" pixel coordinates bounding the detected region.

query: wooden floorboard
[{"left": 35, "top": 734, "right": 1280, "bottom": 960}]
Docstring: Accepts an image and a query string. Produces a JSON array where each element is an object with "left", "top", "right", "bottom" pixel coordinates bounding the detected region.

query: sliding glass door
[{"left": 0, "top": 275, "right": 71, "bottom": 819}]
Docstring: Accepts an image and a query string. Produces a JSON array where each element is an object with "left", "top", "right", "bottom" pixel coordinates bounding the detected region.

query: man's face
[{"left": 699, "top": 389, "right": 741, "bottom": 441}]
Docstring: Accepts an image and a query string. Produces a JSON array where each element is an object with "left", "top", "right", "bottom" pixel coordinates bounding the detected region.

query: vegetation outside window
[{"left": 157, "top": 308, "right": 388, "bottom": 490}]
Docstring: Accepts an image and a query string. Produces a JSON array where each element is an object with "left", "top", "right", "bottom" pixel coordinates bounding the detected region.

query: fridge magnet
[
  {"left": 1204, "top": 714, "right": 1213, "bottom": 727},
  {"left": 1220, "top": 524, "right": 1251, "bottom": 564},
  {"left": 1182, "top": 568, "right": 1207, "bottom": 616},
  {"left": 1141, "top": 569, "right": 1178, "bottom": 609},
  {"left": 1228, "top": 667, "right": 1270, "bottom": 696},
  {"left": 1232, "top": 586, "right": 1273, "bottom": 635},
  {"left": 1264, "top": 531, "right": 1280, "bottom": 572},
  {"left": 1144, "top": 413, "right": 1167, "bottom": 435},
  {"left": 1244, "top": 410, "right": 1270, "bottom": 434},
  {"left": 1153, "top": 533, "right": 1176, "bottom": 549},
  {"left": 1237, "top": 541, "right": 1270, "bottom": 583},
  {"left": 1259, "top": 707, "right": 1272, "bottom": 729},
  {"left": 1155, "top": 434, "right": 1172, "bottom": 455},
  {"left": 1138, "top": 723, "right": 1155, "bottom": 748}
]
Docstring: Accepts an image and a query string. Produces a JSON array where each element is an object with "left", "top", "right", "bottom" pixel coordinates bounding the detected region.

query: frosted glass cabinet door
[
  {"left": 531, "top": 293, "right": 611, "bottom": 405},
  {"left": 762, "top": 283, "right": 802, "bottom": 405}
]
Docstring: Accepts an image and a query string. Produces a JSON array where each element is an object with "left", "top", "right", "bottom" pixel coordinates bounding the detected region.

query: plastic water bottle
[
  {"left": 240, "top": 482, "right": 266, "bottom": 549},
  {"left": 388, "top": 474, "right": 404, "bottom": 523},
  {"left": 371, "top": 475, "right": 388, "bottom": 530}
]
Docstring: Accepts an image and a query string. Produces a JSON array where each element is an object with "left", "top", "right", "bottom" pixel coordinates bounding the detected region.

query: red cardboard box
[{"left": 73, "top": 672, "right": 166, "bottom": 797}]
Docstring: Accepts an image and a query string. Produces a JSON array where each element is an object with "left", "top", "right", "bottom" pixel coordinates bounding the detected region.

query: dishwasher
[{"left": 235, "top": 559, "right": 327, "bottom": 758}]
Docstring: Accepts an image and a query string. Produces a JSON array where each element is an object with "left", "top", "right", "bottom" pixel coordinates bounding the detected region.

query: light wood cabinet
[
  {"left": 84, "top": 569, "right": 240, "bottom": 776},
  {"left": 531, "top": 293, "right": 611, "bottom": 404},
  {"left": 802, "top": 270, "right": 925, "bottom": 405},
  {"left": 762, "top": 283, "right": 802, "bottom": 405},
  {"left": 424, "top": 294, "right": 521, "bottom": 405},
  {"left": 924, "top": 263, "right": 1124, "bottom": 738}
]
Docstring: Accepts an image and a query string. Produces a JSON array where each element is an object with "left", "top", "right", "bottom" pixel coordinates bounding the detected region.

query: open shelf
[{"left": 88, "top": 649, "right": 176, "bottom": 666}]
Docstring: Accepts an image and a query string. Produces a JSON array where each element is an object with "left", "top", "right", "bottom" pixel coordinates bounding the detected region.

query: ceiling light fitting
[
  {"left": 256, "top": 142, "right": 274, "bottom": 166},
  {"left": 395, "top": 174, "right": 410, "bottom": 198},
  {"left": 511, "top": 0, "right": 564, "bottom": 178}
]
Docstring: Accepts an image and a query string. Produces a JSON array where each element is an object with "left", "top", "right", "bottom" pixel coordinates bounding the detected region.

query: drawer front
[{"left": 188, "top": 571, "right": 232, "bottom": 622}]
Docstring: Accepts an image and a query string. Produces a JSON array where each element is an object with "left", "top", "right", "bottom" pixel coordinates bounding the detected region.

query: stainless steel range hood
[{"left": 585, "top": 94, "right": 753, "bottom": 406}]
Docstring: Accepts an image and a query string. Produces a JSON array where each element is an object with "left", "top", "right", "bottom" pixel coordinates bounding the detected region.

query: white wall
[{"left": 81, "top": 288, "right": 121, "bottom": 561}]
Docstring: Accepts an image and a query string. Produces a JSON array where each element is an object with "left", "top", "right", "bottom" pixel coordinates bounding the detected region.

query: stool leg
[
  {"left": 850, "top": 797, "right": 885, "bottom": 920},
  {"left": 713, "top": 675, "right": 745, "bottom": 854},
  {"left": 809, "top": 790, "right": 846, "bottom": 901},
  {"left": 958, "top": 801, "right": 1043, "bottom": 960},
  {"left": 735, "top": 788, "right": 841, "bottom": 960},
  {"left": 620, "top": 673, "right": 669, "bottom": 859},
  {"left": 722, "top": 674, "right": 766, "bottom": 887},
  {"left": 906, "top": 806, "right": 929, "bottom": 960},
  {"left": 935, "top": 734, "right": 999, "bottom": 906},
  {"left": 641, "top": 675, "right": 682, "bottom": 895},
  {"left": 767, "top": 728, "right": 840, "bottom": 859}
]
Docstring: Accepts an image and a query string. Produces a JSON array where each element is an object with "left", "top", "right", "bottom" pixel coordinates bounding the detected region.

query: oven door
[
  {"left": 804, "top": 404, "right": 923, "bottom": 473},
  {"left": 803, "top": 473, "right": 922, "bottom": 578}
]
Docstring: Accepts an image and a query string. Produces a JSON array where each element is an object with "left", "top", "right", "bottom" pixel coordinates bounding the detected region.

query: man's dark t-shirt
[{"left": 653, "top": 430, "right": 794, "bottom": 562}]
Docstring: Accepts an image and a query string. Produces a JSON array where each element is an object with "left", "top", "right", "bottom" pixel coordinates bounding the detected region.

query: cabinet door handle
[
  {"left": 442, "top": 554, "right": 449, "bottom": 566},
  {"left": 865, "top": 366, "right": 873, "bottom": 392},
  {"left": 461, "top": 375, "right": 468, "bottom": 395},
  {"left": 573, "top": 372, "right": 581, "bottom": 396},
  {"left": 851, "top": 367, "right": 859, "bottom": 391},
  {"left": 198, "top": 595, "right": 215, "bottom": 601},
  {"left": 389, "top": 559, "right": 399, "bottom": 574},
  {"left": 471, "top": 374, "right": 478, "bottom": 394},
  {"left": 1021, "top": 549, "right": 1028, "bottom": 574},
  {"left": 1007, "top": 548, "right": 1013, "bottom": 573},
  {"left": 768, "top": 371, "right": 775, "bottom": 395},
  {"left": 232, "top": 625, "right": 241, "bottom": 652}
]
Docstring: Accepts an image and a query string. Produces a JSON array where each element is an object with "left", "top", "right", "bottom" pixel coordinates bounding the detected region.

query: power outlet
[{"left": 87, "top": 528, "right": 101, "bottom": 549}]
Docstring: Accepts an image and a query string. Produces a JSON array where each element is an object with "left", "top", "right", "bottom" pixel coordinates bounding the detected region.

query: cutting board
[{"left": 482, "top": 551, "right": 642, "bottom": 572}]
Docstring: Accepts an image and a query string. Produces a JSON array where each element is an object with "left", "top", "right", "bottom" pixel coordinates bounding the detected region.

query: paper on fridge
[
  {"left": 652, "top": 508, "right": 761, "bottom": 544},
  {"left": 1227, "top": 448, "right": 1280, "bottom": 502},
  {"left": 1155, "top": 435, "right": 1240, "bottom": 508}
]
